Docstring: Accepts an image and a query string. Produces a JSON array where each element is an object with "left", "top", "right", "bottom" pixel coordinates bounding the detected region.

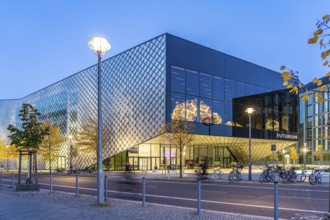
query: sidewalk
[{"left": 0, "top": 184, "right": 277, "bottom": 220}]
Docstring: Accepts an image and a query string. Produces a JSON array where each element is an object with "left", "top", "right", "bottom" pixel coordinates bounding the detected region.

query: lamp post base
[{"left": 324, "top": 212, "right": 330, "bottom": 219}]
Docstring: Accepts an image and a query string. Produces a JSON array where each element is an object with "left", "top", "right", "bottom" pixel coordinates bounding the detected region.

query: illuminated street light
[
  {"left": 88, "top": 36, "right": 111, "bottom": 205},
  {"left": 245, "top": 107, "right": 254, "bottom": 181}
]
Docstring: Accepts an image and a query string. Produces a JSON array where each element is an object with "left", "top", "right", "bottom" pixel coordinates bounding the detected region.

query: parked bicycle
[
  {"left": 280, "top": 167, "right": 297, "bottom": 183},
  {"left": 296, "top": 169, "right": 307, "bottom": 183},
  {"left": 309, "top": 169, "right": 321, "bottom": 185},
  {"left": 259, "top": 166, "right": 275, "bottom": 183},
  {"left": 229, "top": 168, "right": 242, "bottom": 182},
  {"left": 213, "top": 168, "right": 224, "bottom": 180}
]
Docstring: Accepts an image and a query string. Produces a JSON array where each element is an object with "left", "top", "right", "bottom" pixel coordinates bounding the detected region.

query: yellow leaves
[
  {"left": 289, "top": 86, "right": 299, "bottom": 95},
  {"left": 308, "top": 36, "right": 318, "bottom": 44},
  {"left": 299, "top": 84, "right": 304, "bottom": 89},
  {"left": 315, "top": 92, "right": 324, "bottom": 102},
  {"left": 319, "top": 85, "right": 328, "bottom": 92},
  {"left": 326, "top": 72, "right": 330, "bottom": 77},
  {"left": 281, "top": 72, "right": 292, "bottom": 81},
  {"left": 321, "top": 49, "right": 330, "bottom": 59},
  {"left": 302, "top": 95, "right": 309, "bottom": 102},
  {"left": 283, "top": 81, "right": 288, "bottom": 86},
  {"left": 280, "top": 65, "right": 286, "bottom": 70},
  {"left": 323, "top": 15, "right": 329, "bottom": 20},
  {"left": 323, "top": 61, "right": 329, "bottom": 66},
  {"left": 286, "top": 83, "right": 293, "bottom": 89},
  {"left": 312, "top": 78, "right": 322, "bottom": 86},
  {"left": 314, "top": 29, "right": 324, "bottom": 36}
]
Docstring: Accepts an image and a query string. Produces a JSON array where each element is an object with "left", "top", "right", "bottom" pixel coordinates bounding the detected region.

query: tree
[
  {"left": 289, "top": 146, "right": 299, "bottom": 164},
  {"left": 7, "top": 103, "right": 49, "bottom": 180},
  {"left": 39, "top": 121, "right": 65, "bottom": 173},
  {"left": 161, "top": 105, "right": 194, "bottom": 178},
  {"left": 7, "top": 104, "right": 49, "bottom": 150},
  {"left": 314, "top": 145, "right": 324, "bottom": 165},
  {"left": 0, "top": 141, "right": 18, "bottom": 169},
  {"left": 280, "top": 14, "right": 330, "bottom": 102},
  {"left": 75, "top": 118, "right": 107, "bottom": 168}
]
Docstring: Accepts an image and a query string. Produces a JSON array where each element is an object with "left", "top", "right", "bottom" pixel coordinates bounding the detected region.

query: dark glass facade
[{"left": 233, "top": 90, "right": 299, "bottom": 139}]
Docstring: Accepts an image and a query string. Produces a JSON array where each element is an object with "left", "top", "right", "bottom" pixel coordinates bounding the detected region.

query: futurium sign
[{"left": 276, "top": 133, "right": 298, "bottom": 140}]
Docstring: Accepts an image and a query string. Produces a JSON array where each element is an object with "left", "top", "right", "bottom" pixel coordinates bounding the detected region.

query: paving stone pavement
[{"left": 0, "top": 184, "right": 279, "bottom": 220}]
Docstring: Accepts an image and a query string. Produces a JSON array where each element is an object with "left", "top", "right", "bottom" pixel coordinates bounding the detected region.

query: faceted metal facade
[{"left": 0, "top": 35, "right": 166, "bottom": 170}]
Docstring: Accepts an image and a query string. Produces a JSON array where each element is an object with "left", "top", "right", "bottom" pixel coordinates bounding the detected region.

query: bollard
[
  {"left": 104, "top": 175, "right": 108, "bottom": 202},
  {"left": 274, "top": 181, "right": 278, "bottom": 220},
  {"left": 142, "top": 177, "right": 146, "bottom": 207},
  {"left": 11, "top": 172, "right": 14, "bottom": 188},
  {"left": 75, "top": 174, "right": 79, "bottom": 196},
  {"left": 197, "top": 180, "right": 201, "bottom": 216},
  {"left": 50, "top": 174, "right": 53, "bottom": 193},
  {"left": 0, "top": 172, "right": 2, "bottom": 186}
]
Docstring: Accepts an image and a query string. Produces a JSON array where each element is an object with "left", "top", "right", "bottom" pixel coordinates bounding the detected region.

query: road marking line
[
  {"left": 202, "top": 190, "right": 227, "bottom": 193},
  {"left": 37, "top": 182, "right": 325, "bottom": 214},
  {"left": 265, "top": 195, "right": 328, "bottom": 201},
  {"left": 148, "top": 180, "right": 329, "bottom": 193}
]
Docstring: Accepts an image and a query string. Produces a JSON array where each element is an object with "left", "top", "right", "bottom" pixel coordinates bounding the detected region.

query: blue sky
[{"left": 0, "top": 0, "right": 328, "bottom": 99}]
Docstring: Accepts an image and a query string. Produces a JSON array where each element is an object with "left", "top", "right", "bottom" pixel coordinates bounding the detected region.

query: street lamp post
[
  {"left": 282, "top": 149, "right": 286, "bottom": 168},
  {"left": 303, "top": 144, "right": 308, "bottom": 170},
  {"left": 285, "top": 154, "right": 289, "bottom": 167},
  {"left": 68, "top": 135, "right": 74, "bottom": 174},
  {"left": 6, "top": 145, "right": 9, "bottom": 171},
  {"left": 245, "top": 107, "right": 254, "bottom": 181},
  {"left": 88, "top": 36, "right": 111, "bottom": 205}
]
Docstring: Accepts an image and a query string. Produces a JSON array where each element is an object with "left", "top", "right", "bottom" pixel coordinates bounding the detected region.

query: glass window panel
[
  {"left": 224, "top": 102, "right": 233, "bottom": 126},
  {"left": 213, "top": 76, "right": 224, "bottom": 100},
  {"left": 200, "top": 73, "right": 212, "bottom": 98},
  {"left": 235, "top": 82, "right": 246, "bottom": 98},
  {"left": 151, "top": 144, "right": 160, "bottom": 157},
  {"left": 186, "top": 69, "right": 199, "bottom": 96},
  {"left": 225, "top": 79, "right": 236, "bottom": 102},
  {"left": 246, "top": 84, "right": 257, "bottom": 96},
  {"left": 186, "top": 96, "right": 198, "bottom": 122},
  {"left": 171, "top": 66, "right": 185, "bottom": 94},
  {"left": 213, "top": 100, "right": 224, "bottom": 124},
  {"left": 170, "top": 93, "right": 185, "bottom": 120},
  {"left": 200, "top": 98, "right": 212, "bottom": 123}
]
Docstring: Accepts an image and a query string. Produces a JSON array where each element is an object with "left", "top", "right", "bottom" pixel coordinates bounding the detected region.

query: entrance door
[
  {"left": 139, "top": 158, "right": 148, "bottom": 171},
  {"left": 57, "top": 156, "right": 66, "bottom": 169}
]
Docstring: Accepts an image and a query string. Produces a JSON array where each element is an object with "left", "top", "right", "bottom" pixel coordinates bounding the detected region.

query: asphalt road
[{"left": 1, "top": 173, "right": 328, "bottom": 219}]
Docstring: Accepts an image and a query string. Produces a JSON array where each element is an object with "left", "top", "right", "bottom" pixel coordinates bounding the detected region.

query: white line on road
[
  {"left": 148, "top": 180, "right": 329, "bottom": 193},
  {"left": 265, "top": 195, "right": 328, "bottom": 201}
]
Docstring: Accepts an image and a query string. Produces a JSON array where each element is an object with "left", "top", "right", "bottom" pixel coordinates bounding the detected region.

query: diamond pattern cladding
[{"left": 0, "top": 34, "right": 166, "bottom": 170}]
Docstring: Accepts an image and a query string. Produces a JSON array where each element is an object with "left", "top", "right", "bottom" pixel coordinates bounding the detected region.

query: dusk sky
[{"left": 0, "top": 1, "right": 328, "bottom": 99}]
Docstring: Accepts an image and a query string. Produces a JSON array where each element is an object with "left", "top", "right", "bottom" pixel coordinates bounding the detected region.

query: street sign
[{"left": 271, "top": 144, "right": 276, "bottom": 151}]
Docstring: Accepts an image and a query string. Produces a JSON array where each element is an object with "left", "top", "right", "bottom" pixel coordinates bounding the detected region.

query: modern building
[
  {"left": 300, "top": 76, "right": 330, "bottom": 165},
  {"left": 0, "top": 33, "right": 298, "bottom": 171}
]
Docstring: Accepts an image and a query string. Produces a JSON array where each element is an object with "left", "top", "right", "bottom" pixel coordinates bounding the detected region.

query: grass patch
[{"left": 89, "top": 201, "right": 112, "bottom": 208}]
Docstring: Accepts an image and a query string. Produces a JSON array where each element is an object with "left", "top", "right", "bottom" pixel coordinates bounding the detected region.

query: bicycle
[
  {"left": 296, "top": 169, "right": 307, "bottom": 182},
  {"left": 259, "top": 166, "right": 275, "bottom": 183},
  {"left": 309, "top": 169, "right": 321, "bottom": 185},
  {"left": 195, "top": 168, "right": 209, "bottom": 180},
  {"left": 213, "top": 168, "right": 224, "bottom": 180},
  {"left": 229, "top": 168, "right": 242, "bottom": 182}
]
